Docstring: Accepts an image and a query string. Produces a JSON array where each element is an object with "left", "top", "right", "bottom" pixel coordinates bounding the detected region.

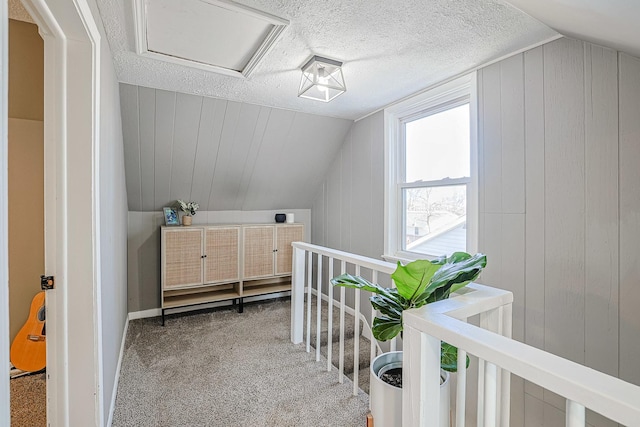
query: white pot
[{"left": 370, "top": 351, "right": 450, "bottom": 427}]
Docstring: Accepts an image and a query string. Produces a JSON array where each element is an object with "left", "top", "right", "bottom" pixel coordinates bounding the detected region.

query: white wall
[
  {"left": 98, "top": 32, "right": 128, "bottom": 425},
  {"left": 311, "top": 36, "right": 640, "bottom": 427},
  {"left": 127, "top": 209, "right": 311, "bottom": 312}
]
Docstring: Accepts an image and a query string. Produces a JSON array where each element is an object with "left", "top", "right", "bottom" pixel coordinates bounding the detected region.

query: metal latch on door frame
[{"left": 41, "top": 275, "right": 55, "bottom": 290}]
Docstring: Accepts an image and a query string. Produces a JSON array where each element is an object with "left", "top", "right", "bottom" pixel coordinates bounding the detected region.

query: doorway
[
  {"left": 6, "top": 12, "right": 46, "bottom": 427},
  {"left": 2, "top": 0, "right": 105, "bottom": 425}
]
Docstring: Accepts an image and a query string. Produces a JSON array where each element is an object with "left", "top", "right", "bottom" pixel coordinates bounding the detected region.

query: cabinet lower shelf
[
  {"left": 242, "top": 277, "right": 291, "bottom": 297},
  {"left": 163, "top": 283, "right": 241, "bottom": 309}
]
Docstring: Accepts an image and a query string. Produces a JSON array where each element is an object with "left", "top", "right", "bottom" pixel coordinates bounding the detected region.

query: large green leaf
[
  {"left": 440, "top": 342, "right": 470, "bottom": 373},
  {"left": 372, "top": 315, "right": 403, "bottom": 341},
  {"left": 423, "top": 253, "right": 487, "bottom": 303},
  {"left": 370, "top": 293, "right": 405, "bottom": 318},
  {"left": 390, "top": 259, "right": 441, "bottom": 301},
  {"left": 330, "top": 273, "right": 392, "bottom": 298}
]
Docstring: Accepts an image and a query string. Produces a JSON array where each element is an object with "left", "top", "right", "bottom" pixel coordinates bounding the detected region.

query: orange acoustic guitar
[{"left": 11, "top": 291, "right": 46, "bottom": 372}]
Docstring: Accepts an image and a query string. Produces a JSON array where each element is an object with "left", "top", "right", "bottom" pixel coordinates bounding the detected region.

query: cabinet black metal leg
[
  {"left": 161, "top": 309, "right": 165, "bottom": 326},
  {"left": 238, "top": 298, "right": 244, "bottom": 313}
]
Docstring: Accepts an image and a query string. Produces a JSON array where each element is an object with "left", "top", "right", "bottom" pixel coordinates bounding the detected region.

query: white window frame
[{"left": 383, "top": 73, "right": 478, "bottom": 261}]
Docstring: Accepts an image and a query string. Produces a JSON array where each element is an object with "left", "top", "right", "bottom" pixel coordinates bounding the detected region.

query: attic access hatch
[{"left": 133, "top": 0, "right": 289, "bottom": 78}]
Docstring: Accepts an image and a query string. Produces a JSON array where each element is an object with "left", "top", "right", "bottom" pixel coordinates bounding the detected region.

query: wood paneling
[
  {"left": 120, "top": 84, "right": 352, "bottom": 212},
  {"left": 169, "top": 93, "right": 203, "bottom": 204},
  {"left": 619, "top": 52, "right": 640, "bottom": 387},
  {"left": 482, "top": 63, "right": 503, "bottom": 214},
  {"left": 120, "top": 83, "right": 141, "bottom": 210},
  {"left": 523, "top": 45, "right": 546, "bottom": 401},
  {"left": 475, "top": 37, "right": 630, "bottom": 427},
  {"left": 584, "top": 44, "right": 619, "bottom": 379},
  {"left": 154, "top": 89, "right": 177, "bottom": 210},
  {"left": 306, "top": 36, "right": 638, "bottom": 427},
  {"left": 139, "top": 86, "right": 156, "bottom": 212},
  {"left": 500, "top": 55, "right": 526, "bottom": 214},
  {"left": 543, "top": 37, "right": 586, "bottom": 365}
]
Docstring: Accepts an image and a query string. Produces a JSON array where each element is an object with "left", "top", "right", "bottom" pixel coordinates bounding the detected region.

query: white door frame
[
  {"left": 4, "top": 0, "right": 104, "bottom": 425},
  {"left": 1, "top": 1, "right": 11, "bottom": 425}
]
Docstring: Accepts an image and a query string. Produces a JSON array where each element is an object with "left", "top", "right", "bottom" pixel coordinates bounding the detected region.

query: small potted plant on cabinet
[
  {"left": 331, "top": 252, "right": 486, "bottom": 427},
  {"left": 176, "top": 200, "right": 199, "bottom": 226}
]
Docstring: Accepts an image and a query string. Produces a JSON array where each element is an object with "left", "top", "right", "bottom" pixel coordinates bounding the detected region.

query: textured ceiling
[
  {"left": 96, "top": 0, "right": 557, "bottom": 120},
  {"left": 505, "top": 0, "right": 640, "bottom": 57}
]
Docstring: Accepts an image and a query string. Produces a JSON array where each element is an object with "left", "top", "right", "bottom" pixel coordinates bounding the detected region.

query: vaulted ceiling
[
  {"left": 506, "top": 0, "right": 640, "bottom": 57},
  {"left": 14, "top": 0, "right": 640, "bottom": 214},
  {"left": 119, "top": 84, "right": 352, "bottom": 211}
]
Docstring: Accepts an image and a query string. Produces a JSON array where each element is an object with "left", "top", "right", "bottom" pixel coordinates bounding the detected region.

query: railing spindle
[
  {"left": 316, "top": 255, "right": 322, "bottom": 362},
  {"left": 353, "top": 265, "right": 361, "bottom": 396},
  {"left": 316, "top": 254, "right": 322, "bottom": 362},
  {"left": 456, "top": 348, "right": 467, "bottom": 427},
  {"left": 369, "top": 271, "right": 378, "bottom": 361},
  {"left": 339, "top": 260, "right": 346, "bottom": 384},
  {"left": 327, "top": 257, "right": 334, "bottom": 372},
  {"left": 306, "top": 251, "right": 312, "bottom": 353},
  {"left": 566, "top": 400, "right": 586, "bottom": 427},
  {"left": 483, "top": 361, "right": 498, "bottom": 427},
  {"left": 500, "top": 304, "right": 513, "bottom": 427}
]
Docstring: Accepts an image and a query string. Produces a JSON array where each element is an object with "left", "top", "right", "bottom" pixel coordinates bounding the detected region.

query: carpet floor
[
  {"left": 10, "top": 372, "right": 46, "bottom": 427},
  {"left": 112, "top": 298, "right": 369, "bottom": 427}
]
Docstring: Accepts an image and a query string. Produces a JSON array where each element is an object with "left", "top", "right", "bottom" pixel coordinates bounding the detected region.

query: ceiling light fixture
[{"left": 298, "top": 55, "right": 346, "bottom": 102}]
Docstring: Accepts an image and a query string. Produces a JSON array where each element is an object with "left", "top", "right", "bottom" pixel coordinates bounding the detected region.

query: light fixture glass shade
[{"left": 298, "top": 55, "right": 346, "bottom": 102}]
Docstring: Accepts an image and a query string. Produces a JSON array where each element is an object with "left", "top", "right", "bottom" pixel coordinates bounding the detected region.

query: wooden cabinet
[
  {"left": 275, "top": 225, "right": 303, "bottom": 275},
  {"left": 243, "top": 226, "right": 275, "bottom": 279},
  {"left": 161, "top": 223, "right": 304, "bottom": 323},
  {"left": 242, "top": 224, "right": 304, "bottom": 278}
]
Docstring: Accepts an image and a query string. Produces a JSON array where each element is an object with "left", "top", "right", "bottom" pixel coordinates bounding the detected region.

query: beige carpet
[
  {"left": 112, "top": 299, "right": 369, "bottom": 427},
  {"left": 10, "top": 372, "right": 46, "bottom": 427}
]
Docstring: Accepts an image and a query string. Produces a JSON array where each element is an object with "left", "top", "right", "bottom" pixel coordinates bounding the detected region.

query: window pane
[
  {"left": 403, "top": 185, "right": 466, "bottom": 256},
  {"left": 405, "top": 104, "right": 470, "bottom": 183}
]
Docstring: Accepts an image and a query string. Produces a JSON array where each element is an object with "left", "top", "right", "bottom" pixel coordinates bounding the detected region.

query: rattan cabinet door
[
  {"left": 163, "top": 228, "right": 203, "bottom": 289},
  {"left": 243, "top": 226, "right": 275, "bottom": 279},
  {"left": 204, "top": 227, "right": 240, "bottom": 284},
  {"left": 275, "top": 225, "right": 304, "bottom": 275}
]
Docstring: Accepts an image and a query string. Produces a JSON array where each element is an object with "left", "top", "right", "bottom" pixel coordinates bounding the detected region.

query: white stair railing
[
  {"left": 291, "top": 242, "right": 640, "bottom": 427},
  {"left": 403, "top": 292, "right": 640, "bottom": 427},
  {"left": 291, "top": 243, "right": 396, "bottom": 395},
  {"left": 290, "top": 242, "right": 514, "bottom": 405}
]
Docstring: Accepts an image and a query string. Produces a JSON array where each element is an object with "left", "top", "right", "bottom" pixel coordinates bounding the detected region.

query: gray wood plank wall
[
  {"left": 311, "top": 37, "right": 640, "bottom": 427},
  {"left": 120, "top": 84, "right": 353, "bottom": 212},
  {"left": 477, "top": 38, "right": 635, "bottom": 427}
]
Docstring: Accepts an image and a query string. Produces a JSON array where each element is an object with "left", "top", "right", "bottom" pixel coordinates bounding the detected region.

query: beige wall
[
  {"left": 8, "top": 19, "right": 44, "bottom": 342},
  {"left": 9, "top": 19, "right": 44, "bottom": 121}
]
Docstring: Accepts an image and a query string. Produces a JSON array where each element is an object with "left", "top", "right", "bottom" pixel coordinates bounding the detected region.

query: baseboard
[
  {"left": 127, "top": 308, "right": 161, "bottom": 320},
  {"left": 106, "top": 316, "right": 129, "bottom": 427},
  {"left": 127, "top": 291, "right": 292, "bottom": 320}
]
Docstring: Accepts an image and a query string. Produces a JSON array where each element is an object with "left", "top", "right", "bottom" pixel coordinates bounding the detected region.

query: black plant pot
[{"left": 275, "top": 213, "right": 286, "bottom": 223}]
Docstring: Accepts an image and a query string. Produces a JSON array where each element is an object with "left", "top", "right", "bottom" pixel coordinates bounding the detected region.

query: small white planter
[{"left": 370, "top": 351, "right": 450, "bottom": 427}]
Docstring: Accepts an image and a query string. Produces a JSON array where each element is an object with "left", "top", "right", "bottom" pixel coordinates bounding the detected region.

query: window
[{"left": 384, "top": 74, "right": 477, "bottom": 260}]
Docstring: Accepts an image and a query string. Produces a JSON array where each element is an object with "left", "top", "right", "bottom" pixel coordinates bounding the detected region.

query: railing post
[
  {"left": 291, "top": 246, "right": 306, "bottom": 344},
  {"left": 403, "top": 323, "right": 441, "bottom": 427}
]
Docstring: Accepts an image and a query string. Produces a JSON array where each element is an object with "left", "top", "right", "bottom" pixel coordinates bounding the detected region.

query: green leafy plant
[
  {"left": 330, "top": 252, "right": 486, "bottom": 372},
  {"left": 175, "top": 200, "right": 199, "bottom": 216}
]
